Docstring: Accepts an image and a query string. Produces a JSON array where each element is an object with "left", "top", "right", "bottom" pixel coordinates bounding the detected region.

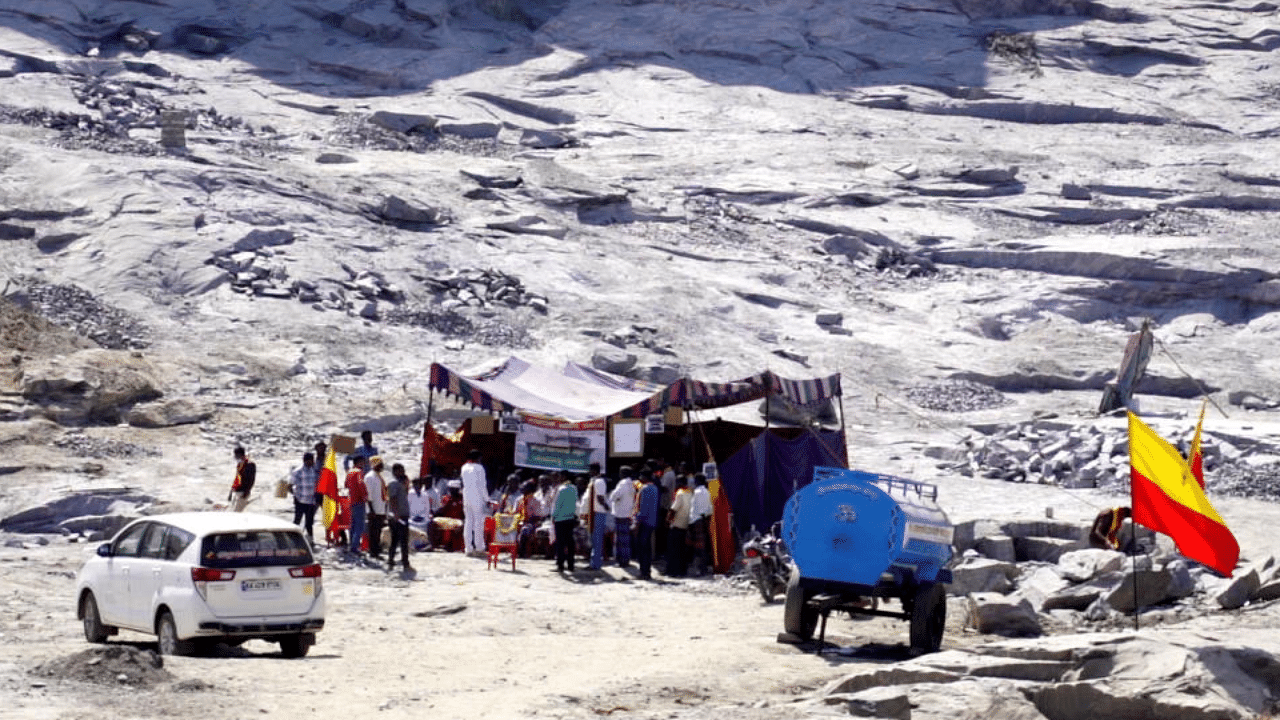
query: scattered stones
[
  {"left": 414, "top": 267, "right": 546, "bottom": 313},
  {"left": 52, "top": 433, "right": 161, "bottom": 460},
  {"left": 906, "top": 380, "right": 1009, "bottom": 412}
]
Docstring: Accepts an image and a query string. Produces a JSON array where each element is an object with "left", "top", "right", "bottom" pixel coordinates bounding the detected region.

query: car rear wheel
[
  {"left": 81, "top": 593, "right": 112, "bottom": 643},
  {"left": 279, "top": 633, "right": 314, "bottom": 658},
  {"left": 157, "top": 611, "right": 194, "bottom": 656}
]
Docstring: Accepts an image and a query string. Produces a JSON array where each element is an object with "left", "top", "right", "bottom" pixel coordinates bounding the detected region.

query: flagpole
[{"left": 1128, "top": 528, "right": 1139, "bottom": 631}]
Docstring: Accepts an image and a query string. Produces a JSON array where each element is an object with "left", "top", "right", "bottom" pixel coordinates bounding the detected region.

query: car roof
[{"left": 126, "top": 512, "right": 302, "bottom": 536}]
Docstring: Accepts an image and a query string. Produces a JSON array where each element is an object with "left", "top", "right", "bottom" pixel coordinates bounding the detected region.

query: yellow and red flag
[
  {"left": 1128, "top": 412, "right": 1238, "bottom": 577},
  {"left": 1188, "top": 400, "right": 1206, "bottom": 488},
  {"left": 317, "top": 447, "right": 339, "bottom": 529}
]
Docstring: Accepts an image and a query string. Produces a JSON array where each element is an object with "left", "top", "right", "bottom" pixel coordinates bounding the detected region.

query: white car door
[
  {"left": 131, "top": 524, "right": 170, "bottom": 629},
  {"left": 102, "top": 522, "right": 150, "bottom": 629}
]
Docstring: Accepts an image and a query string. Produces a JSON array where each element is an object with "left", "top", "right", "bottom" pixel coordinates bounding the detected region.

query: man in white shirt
[
  {"left": 609, "top": 465, "right": 638, "bottom": 568},
  {"left": 408, "top": 475, "right": 436, "bottom": 550},
  {"left": 689, "top": 474, "right": 713, "bottom": 575},
  {"left": 460, "top": 449, "right": 489, "bottom": 557},
  {"left": 586, "top": 463, "right": 610, "bottom": 570},
  {"left": 364, "top": 457, "right": 388, "bottom": 559}
]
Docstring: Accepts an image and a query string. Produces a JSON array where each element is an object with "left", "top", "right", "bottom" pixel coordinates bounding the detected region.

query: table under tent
[{"left": 418, "top": 356, "right": 847, "bottom": 573}]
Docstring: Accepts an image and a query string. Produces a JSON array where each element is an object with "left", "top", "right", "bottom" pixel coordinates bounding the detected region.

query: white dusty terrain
[{"left": 1, "top": 0, "right": 1280, "bottom": 718}]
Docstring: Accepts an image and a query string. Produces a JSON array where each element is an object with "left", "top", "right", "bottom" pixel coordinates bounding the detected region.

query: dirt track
[{"left": 1, "top": 538, "right": 976, "bottom": 720}]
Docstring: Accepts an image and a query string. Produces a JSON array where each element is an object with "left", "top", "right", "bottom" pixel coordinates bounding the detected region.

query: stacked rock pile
[
  {"left": 949, "top": 518, "right": 1280, "bottom": 639},
  {"left": 17, "top": 281, "right": 149, "bottom": 350},
  {"left": 417, "top": 267, "right": 547, "bottom": 313},
  {"left": 942, "top": 417, "right": 1280, "bottom": 501}
]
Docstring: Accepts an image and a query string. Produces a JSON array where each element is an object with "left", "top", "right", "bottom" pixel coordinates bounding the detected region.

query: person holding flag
[
  {"left": 1128, "top": 410, "right": 1239, "bottom": 578},
  {"left": 316, "top": 445, "right": 341, "bottom": 546}
]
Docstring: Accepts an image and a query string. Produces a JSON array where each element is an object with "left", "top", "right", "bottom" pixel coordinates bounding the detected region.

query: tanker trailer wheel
[
  {"left": 783, "top": 571, "right": 818, "bottom": 641},
  {"left": 908, "top": 583, "right": 946, "bottom": 654}
]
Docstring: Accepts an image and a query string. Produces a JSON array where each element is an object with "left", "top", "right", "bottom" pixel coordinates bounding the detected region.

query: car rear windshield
[{"left": 199, "top": 530, "right": 314, "bottom": 568}]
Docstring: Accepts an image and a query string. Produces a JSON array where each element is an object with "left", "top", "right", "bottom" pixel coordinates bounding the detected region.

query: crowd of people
[{"left": 229, "top": 431, "right": 720, "bottom": 578}]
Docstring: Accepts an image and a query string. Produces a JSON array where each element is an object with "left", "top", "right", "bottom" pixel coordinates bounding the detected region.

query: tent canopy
[{"left": 429, "top": 356, "right": 842, "bottom": 423}]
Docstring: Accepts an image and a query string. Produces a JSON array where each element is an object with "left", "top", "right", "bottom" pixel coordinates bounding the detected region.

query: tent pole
[
  {"left": 838, "top": 389, "right": 848, "bottom": 467},
  {"left": 421, "top": 388, "right": 435, "bottom": 480}
]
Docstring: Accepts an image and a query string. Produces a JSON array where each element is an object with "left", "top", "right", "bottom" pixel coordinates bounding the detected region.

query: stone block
[
  {"left": 1014, "top": 536, "right": 1079, "bottom": 563},
  {"left": 976, "top": 534, "right": 1017, "bottom": 562},
  {"left": 1215, "top": 568, "right": 1259, "bottom": 610},
  {"left": 1057, "top": 548, "right": 1124, "bottom": 583},
  {"left": 1107, "top": 568, "right": 1174, "bottom": 612},
  {"left": 949, "top": 558, "right": 1017, "bottom": 596},
  {"left": 369, "top": 110, "right": 437, "bottom": 134},
  {"left": 965, "top": 592, "right": 1041, "bottom": 636}
]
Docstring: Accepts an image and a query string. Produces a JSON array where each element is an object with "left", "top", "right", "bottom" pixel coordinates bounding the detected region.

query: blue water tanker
[{"left": 781, "top": 466, "right": 955, "bottom": 653}]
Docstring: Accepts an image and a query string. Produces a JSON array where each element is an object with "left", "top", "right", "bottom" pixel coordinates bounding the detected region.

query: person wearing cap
[
  {"left": 460, "top": 449, "right": 489, "bottom": 557},
  {"left": 364, "top": 456, "right": 389, "bottom": 559}
]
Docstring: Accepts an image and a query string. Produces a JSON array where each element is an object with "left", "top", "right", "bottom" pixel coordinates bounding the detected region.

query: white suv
[{"left": 75, "top": 512, "right": 325, "bottom": 657}]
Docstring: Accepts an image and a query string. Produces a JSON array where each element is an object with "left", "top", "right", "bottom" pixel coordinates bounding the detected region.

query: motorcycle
[{"left": 743, "top": 522, "right": 791, "bottom": 603}]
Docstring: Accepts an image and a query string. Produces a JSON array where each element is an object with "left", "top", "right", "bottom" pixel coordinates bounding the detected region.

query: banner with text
[{"left": 514, "top": 414, "right": 607, "bottom": 473}]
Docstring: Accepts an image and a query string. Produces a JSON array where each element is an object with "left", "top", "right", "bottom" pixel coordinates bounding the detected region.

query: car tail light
[
  {"left": 744, "top": 547, "right": 761, "bottom": 558},
  {"left": 289, "top": 564, "right": 322, "bottom": 579},
  {"left": 191, "top": 566, "right": 235, "bottom": 602},
  {"left": 192, "top": 567, "right": 236, "bottom": 582}
]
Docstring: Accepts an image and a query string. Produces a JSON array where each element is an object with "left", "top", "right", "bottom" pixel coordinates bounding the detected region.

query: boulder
[
  {"left": 1017, "top": 565, "right": 1070, "bottom": 610},
  {"left": 124, "top": 398, "right": 214, "bottom": 428},
  {"left": 591, "top": 345, "right": 636, "bottom": 375},
  {"left": 485, "top": 215, "right": 568, "bottom": 239},
  {"left": 1163, "top": 559, "right": 1197, "bottom": 600},
  {"left": 376, "top": 195, "right": 440, "bottom": 225},
  {"left": 1042, "top": 583, "right": 1105, "bottom": 612},
  {"left": 1057, "top": 548, "right": 1124, "bottom": 583},
  {"left": 230, "top": 228, "right": 295, "bottom": 253},
  {"left": 368, "top": 110, "right": 437, "bottom": 134},
  {"left": 519, "top": 128, "right": 573, "bottom": 148},
  {"left": 439, "top": 122, "right": 501, "bottom": 139},
  {"left": 1215, "top": 568, "right": 1259, "bottom": 610},
  {"left": 949, "top": 558, "right": 1017, "bottom": 596},
  {"left": 1107, "top": 568, "right": 1175, "bottom": 612},
  {"left": 966, "top": 592, "right": 1041, "bottom": 636},
  {"left": 316, "top": 153, "right": 357, "bottom": 164},
  {"left": 20, "top": 350, "right": 162, "bottom": 425},
  {"left": 826, "top": 686, "right": 911, "bottom": 719}
]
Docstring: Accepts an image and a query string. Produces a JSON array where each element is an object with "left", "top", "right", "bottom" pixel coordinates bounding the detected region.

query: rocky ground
[{"left": 2, "top": 0, "right": 1280, "bottom": 717}]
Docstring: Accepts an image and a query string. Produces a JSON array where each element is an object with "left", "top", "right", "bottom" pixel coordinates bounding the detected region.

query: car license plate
[{"left": 241, "top": 579, "right": 281, "bottom": 592}]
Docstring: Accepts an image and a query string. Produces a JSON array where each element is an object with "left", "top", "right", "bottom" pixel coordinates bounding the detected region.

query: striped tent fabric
[{"left": 429, "top": 358, "right": 842, "bottom": 422}]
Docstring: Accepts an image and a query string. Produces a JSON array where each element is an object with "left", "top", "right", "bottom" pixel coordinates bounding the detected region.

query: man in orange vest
[
  {"left": 228, "top": 446, "right": 256, "bottom": 512},
  {"left": 1089, "top": 506, "right": 1131, "bottom": 550}
]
